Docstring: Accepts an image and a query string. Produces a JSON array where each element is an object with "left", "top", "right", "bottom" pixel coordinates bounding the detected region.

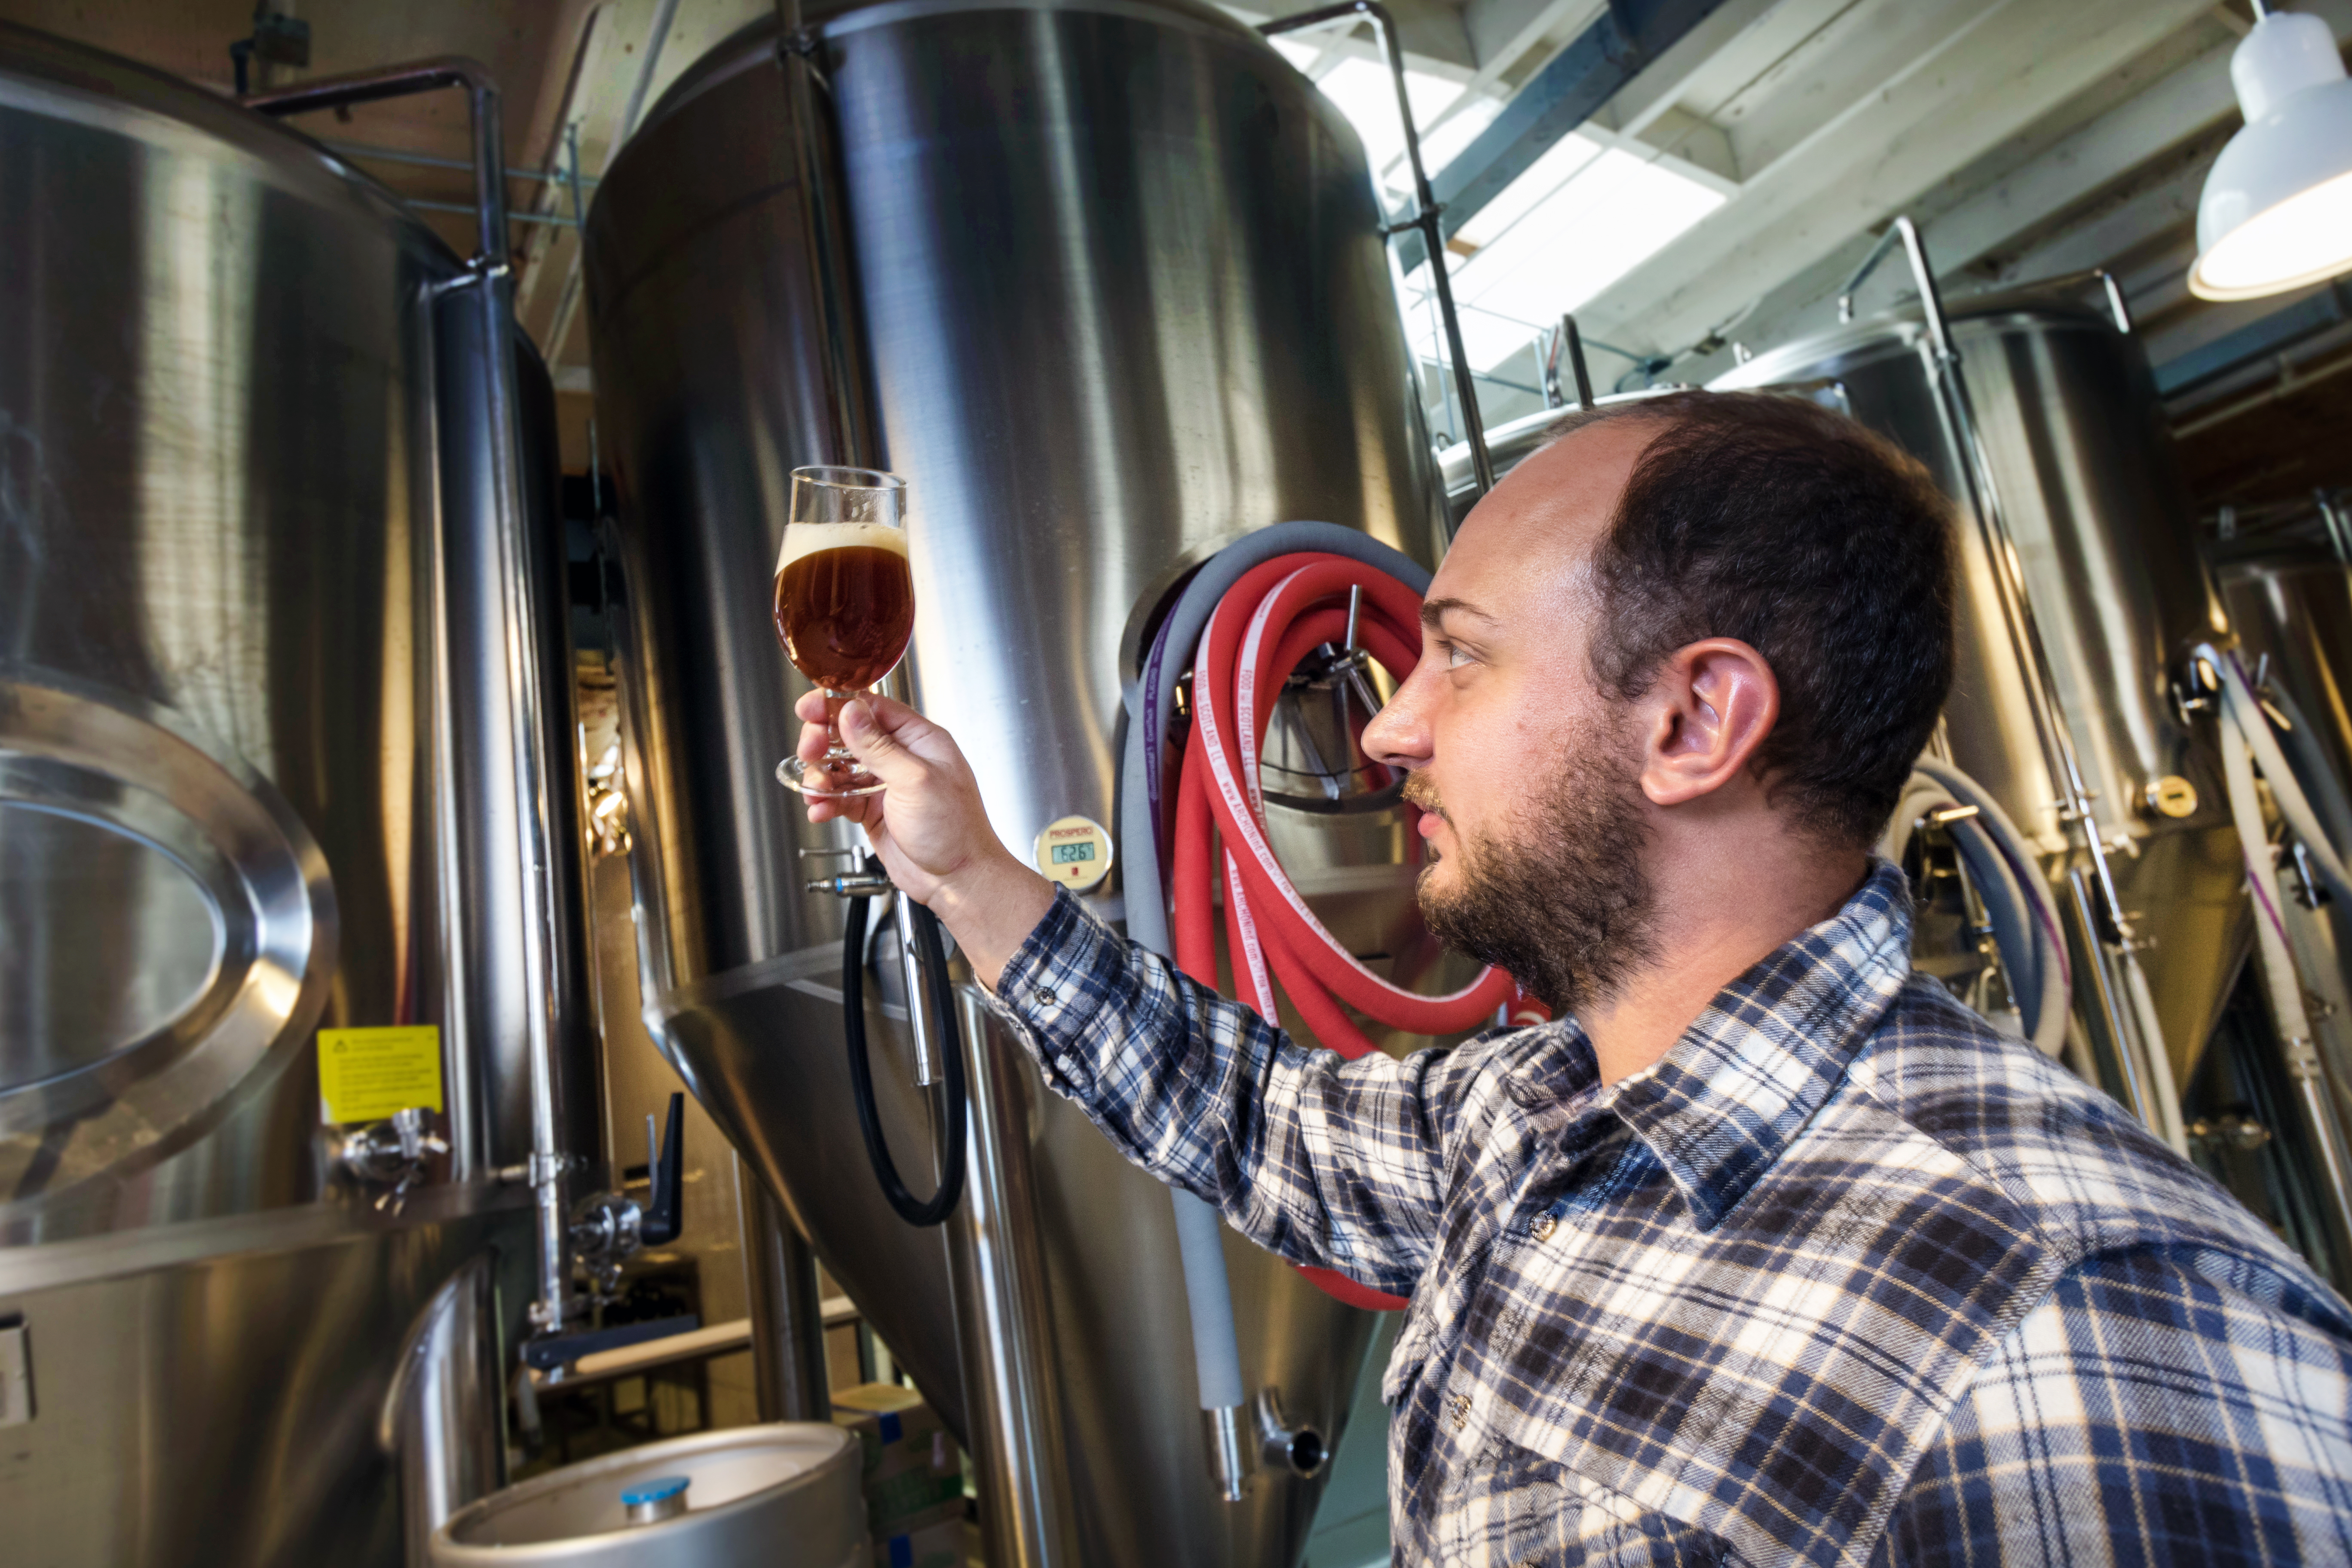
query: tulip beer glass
[{"left": 772, "top": 466, "right": 914, "bottom": 797}]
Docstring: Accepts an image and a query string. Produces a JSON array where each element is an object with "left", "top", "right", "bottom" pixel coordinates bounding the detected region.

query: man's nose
[{"left": 1360, "top": 671, "right": 1432, "bottom": 769}]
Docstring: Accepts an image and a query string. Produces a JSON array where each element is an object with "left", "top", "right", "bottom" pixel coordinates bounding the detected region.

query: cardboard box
[
  {"left": 832, "top": 1382, "right": 965, "bottom": 1565},
  {"left": 874, "top": 1510, "right": 965, "bottom": 1568}
]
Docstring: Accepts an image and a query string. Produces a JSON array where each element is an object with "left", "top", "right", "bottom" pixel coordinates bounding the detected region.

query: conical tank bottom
[{"left": 2101, "top": 825, "right": 2256, "bottom": 1086}]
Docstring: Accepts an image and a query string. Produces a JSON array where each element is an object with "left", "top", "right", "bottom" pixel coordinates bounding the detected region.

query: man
[{"left": 797, "top": 391, "right": 2352, "bottom": 1563}]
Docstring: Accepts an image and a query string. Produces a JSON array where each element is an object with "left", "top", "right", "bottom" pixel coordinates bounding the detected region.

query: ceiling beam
[{"left": 1573, "top": 0, "right": 2215, "bottom": 355}]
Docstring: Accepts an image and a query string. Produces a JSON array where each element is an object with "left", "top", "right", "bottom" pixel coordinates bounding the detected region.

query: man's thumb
[{"left": 838, "top": 698, "right": 919, "bottom": 779}]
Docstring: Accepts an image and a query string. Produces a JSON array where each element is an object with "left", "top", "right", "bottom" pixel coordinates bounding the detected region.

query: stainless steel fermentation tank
[
  {"left": 0, "top": 25, "right": 594, "bottom": 1565},
  {"left": 1709, "top": 289, "right": 2244, "bottom": 1098},
  {"left": 585, "top": 1, "right": 1446, "bottom": 1561},
  {"left": 1442, "top": 286, "right": 2244, "bottom": 1099}
]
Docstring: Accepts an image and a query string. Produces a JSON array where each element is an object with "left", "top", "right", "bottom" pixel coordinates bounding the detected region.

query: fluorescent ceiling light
[{"left": 2191, "top": 9, "right": 2352, "bottom": 301}]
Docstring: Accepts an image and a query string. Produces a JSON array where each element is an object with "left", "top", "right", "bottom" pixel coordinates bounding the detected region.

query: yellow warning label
[{"left": 317, "top": 1026, "right": 445, "bottom": 1124}]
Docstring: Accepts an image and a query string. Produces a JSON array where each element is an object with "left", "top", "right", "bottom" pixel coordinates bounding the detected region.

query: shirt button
[
  {"left": 1033, "top": 988, "right": 1057, "bottom": 1005},
  {"left": 1449, "top": 1392, "right": 1471, "bottom": 1431},
  {"left": 1531, "top": 1215, "right": 1557, "bottom": 1243}
]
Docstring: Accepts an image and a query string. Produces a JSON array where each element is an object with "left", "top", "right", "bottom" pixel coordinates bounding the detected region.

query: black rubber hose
[{"left": 842, "top": 871, "right": 966, "bottom": 1227}]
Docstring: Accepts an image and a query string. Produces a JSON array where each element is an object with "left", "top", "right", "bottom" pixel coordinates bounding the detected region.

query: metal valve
[
  {"left": 802, "top": 844, "right": 893, "bottom": 897},
  {"left": 571, "top": 1092, "right": 686, "bottom": 1302},
  {"left": 340, "top": 1107, "right": 450, "bottom": 1215},
  {"left": 1255, "top": 1385, "right": 1327, "bottom": 1479}
]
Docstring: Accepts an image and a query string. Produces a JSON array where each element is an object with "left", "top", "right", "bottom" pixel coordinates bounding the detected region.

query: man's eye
[{"left": 1446, "top": 643, "right": 1476, "bottom": 669}]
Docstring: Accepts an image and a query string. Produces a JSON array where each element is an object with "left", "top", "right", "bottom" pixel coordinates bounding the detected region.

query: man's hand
[{"left": 794, "top": 691, "right": 1055, "bottom": 988}]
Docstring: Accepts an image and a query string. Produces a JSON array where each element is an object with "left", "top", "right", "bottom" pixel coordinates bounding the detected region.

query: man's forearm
[
  {"left": 929, "top": 848, "right": 1057, "bottom": 991},
  {"left": 983, "top": 889, "right": 1461, "bottom": 1294}
]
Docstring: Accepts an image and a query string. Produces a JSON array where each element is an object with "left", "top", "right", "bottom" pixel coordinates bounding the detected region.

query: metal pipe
[
  {"left": 1543, "top": 312, "right": 1596, "bottom": 410},
  {"left": 2217, "top": 698, "right": 2352, "bottom": 1278},
  {"left": 898, "top": 890, "right": 942, "bottom": 1086},
  {"left": 738, "top": 1159, "right": 833, "bottom": 1421},
  {"left": 2321, "top": 490, "right": 2352, "bottom": 567},
  {"left": 946, "top": 988, "right": 1081, "bottom": 1568},
  {"left": 408, "top": 198, "right": 577, "bottom": 229},
  {"left": 320, "top": 136, "right": 600, "bottom": 188},
  {"left": 775, "top": 0, "right": 884, "bottom": 469},
  {"left": 619, "top": 0, "right": 687, "bottom": 140},
  {"left": 1261, "top": 1, "right": 1493, "bottom": 496},
  {"left": 252, "top": 58, "right": 580, "bottom": 1344}
]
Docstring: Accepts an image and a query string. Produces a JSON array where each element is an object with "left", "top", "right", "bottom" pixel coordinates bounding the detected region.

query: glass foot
[{"left": 777, "top": 755, "right": 887, "bottom": 798}]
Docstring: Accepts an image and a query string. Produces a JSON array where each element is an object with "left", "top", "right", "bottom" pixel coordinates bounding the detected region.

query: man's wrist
[{"left": 931, "top": 850, "right": 1057, "bottom": 989}]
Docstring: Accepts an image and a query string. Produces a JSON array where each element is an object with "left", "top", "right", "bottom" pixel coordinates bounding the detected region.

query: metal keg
[{"left": 428, "top": 1424, "right": 867, "bottom": 1568}]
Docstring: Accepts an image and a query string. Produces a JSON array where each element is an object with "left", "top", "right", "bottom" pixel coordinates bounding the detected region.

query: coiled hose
[
  {"left": 1135, "top": 534, "right": 1524, "bottom": 1324},
  {"left": 1886, "top": 759, "right": 2072, "bottom": 1058},
  {"left": 841, "top": 864, "right": 966, "bottom": 1227},
  {"left": 1122, "top": 522, "right": 1439, "bottom": 1451}
]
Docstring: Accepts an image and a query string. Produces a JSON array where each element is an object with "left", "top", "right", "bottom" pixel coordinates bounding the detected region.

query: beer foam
[{"left": 775, "top": 521, "right": 911, "bottom": 571}]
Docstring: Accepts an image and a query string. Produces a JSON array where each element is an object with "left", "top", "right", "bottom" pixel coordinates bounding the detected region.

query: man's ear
[{"left": 1637, "top": 638, "right": 1780, "bottom": 808}]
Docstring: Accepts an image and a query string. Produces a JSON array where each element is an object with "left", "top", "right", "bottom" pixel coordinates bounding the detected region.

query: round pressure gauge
[{"left": 1034, "top": 815, "right": 1114, "bottom": 892}]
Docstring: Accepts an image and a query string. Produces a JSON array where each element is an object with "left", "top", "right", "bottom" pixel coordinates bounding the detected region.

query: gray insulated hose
[
  {"left": 1889, "top": 758, "right": 2071, "bottom": 1058},
  {"left": 1120, "top": 521, "right": 1436, "bottom": 1423},
  {"left": 2202, "top": 644, "right": 2352, "bottom": 901}
]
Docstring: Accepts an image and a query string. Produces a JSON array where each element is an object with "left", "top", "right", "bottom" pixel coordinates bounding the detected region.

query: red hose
[{"left": 1167, "top": 553, "right": 1541, "bottom": 1311}]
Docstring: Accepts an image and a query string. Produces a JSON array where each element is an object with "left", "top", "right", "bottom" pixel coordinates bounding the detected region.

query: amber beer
[{"left": 772, "top": 524, "right": 916, "bottom": 692}]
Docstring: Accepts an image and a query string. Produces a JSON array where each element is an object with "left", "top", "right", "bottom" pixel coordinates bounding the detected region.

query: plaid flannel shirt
[{"left": 989, "top": 860, "right": 2352, "bottom": 1565}]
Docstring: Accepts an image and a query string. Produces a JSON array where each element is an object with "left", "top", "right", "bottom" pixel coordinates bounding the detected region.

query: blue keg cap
[{"left": 620, "top": 1476, "right": 691, "bottom": 1507}]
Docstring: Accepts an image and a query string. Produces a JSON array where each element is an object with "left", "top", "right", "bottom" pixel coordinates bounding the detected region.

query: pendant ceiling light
[{"left": 2190, "top": 4, "right": 2352, "bottom": 302}]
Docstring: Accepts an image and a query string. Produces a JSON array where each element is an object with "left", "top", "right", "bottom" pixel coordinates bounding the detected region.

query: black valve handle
[
  {"left": 841, "top": 863, "right": 967, "bottom": 1227},
  {"left": 641, "top": 1091, "right": 686, "bottom": 1246}
]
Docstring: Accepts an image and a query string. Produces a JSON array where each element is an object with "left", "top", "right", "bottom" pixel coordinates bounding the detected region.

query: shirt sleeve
[
  {"left": 985, "top": 886, "right": 1494, "bottom": 1294},
  {"left": 1874, "top": 1243, "right": 2352, "bottom": 1566}
]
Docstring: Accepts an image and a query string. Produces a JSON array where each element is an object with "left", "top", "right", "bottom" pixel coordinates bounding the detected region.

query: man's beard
[{"left": 1406, "top": 729, "right": 1656, "bottom": 1018}]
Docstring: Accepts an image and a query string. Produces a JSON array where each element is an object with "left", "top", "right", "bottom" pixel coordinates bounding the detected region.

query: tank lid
[
  {"left": 625, "top": 0, "right": 1267, "bottom": 146},
  {"left": 1708, "top": 287, "right": 2122, "bottom": 393},
  {"left": 0, "top": 20, "right": 459, "bottom": 266},
  {"left": 619, "top": 1476, "right": 692, "bottom": 1506}
]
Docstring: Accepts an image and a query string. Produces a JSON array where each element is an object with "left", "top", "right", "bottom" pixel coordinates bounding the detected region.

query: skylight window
[
  {"left": 1267, "top": 37, "right": 1494, "bottom": 202},
  {"left": 1409, "top": 142, "right": 1725, "bottom": 371},
  {"left": 1262, "top": 24, "right": 1724, "bottom": 383}
]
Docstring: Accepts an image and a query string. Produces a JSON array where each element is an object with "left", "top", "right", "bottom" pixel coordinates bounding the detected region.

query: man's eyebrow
[{"left": 1420, "top": 596, "right": 1497, "bottom": 631}]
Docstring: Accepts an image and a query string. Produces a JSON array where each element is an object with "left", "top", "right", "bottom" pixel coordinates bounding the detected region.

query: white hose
[
  {"left": 1899, "top": 758, "right": 2072, "bottom": 1058},
  {"left": 2202, "top": 644, "right": 2352, "bottom": 899},
  {"left": 2208, "top": 651, "right": 2352, "bottom": 1231}
]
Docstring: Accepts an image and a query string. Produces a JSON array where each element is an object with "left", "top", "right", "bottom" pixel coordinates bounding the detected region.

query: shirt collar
[{"left": 1599, "top": 858, "right": 1916, "bottom": 1231}]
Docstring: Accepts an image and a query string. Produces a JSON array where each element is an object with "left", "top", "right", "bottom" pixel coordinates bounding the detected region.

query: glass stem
[{"left": 822, "top": 689, "right": 866, "bottom": 765}]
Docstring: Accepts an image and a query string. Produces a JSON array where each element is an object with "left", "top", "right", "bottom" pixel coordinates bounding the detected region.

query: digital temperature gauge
[{"left": 1033, "top": 815, "right": 1114, "bottom": 892}]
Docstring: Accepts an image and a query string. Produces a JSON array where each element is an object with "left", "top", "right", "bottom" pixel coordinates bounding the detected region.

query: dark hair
[{"left": 1546, "top": 389, "right": 1957, "bottom": 848}]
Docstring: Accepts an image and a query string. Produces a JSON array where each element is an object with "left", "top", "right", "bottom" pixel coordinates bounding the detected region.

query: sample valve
[
  {"left": 340, "top": 1107, "right": 450, "bottom": 1214},
  {"left": 571, "top": 1092, "right": 687, "bottom": 1300}
]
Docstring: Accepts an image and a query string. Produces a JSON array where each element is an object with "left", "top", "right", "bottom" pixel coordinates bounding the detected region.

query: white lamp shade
[{"left": 2191, "top": 10, "right": 2352, "bottom": 303}]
